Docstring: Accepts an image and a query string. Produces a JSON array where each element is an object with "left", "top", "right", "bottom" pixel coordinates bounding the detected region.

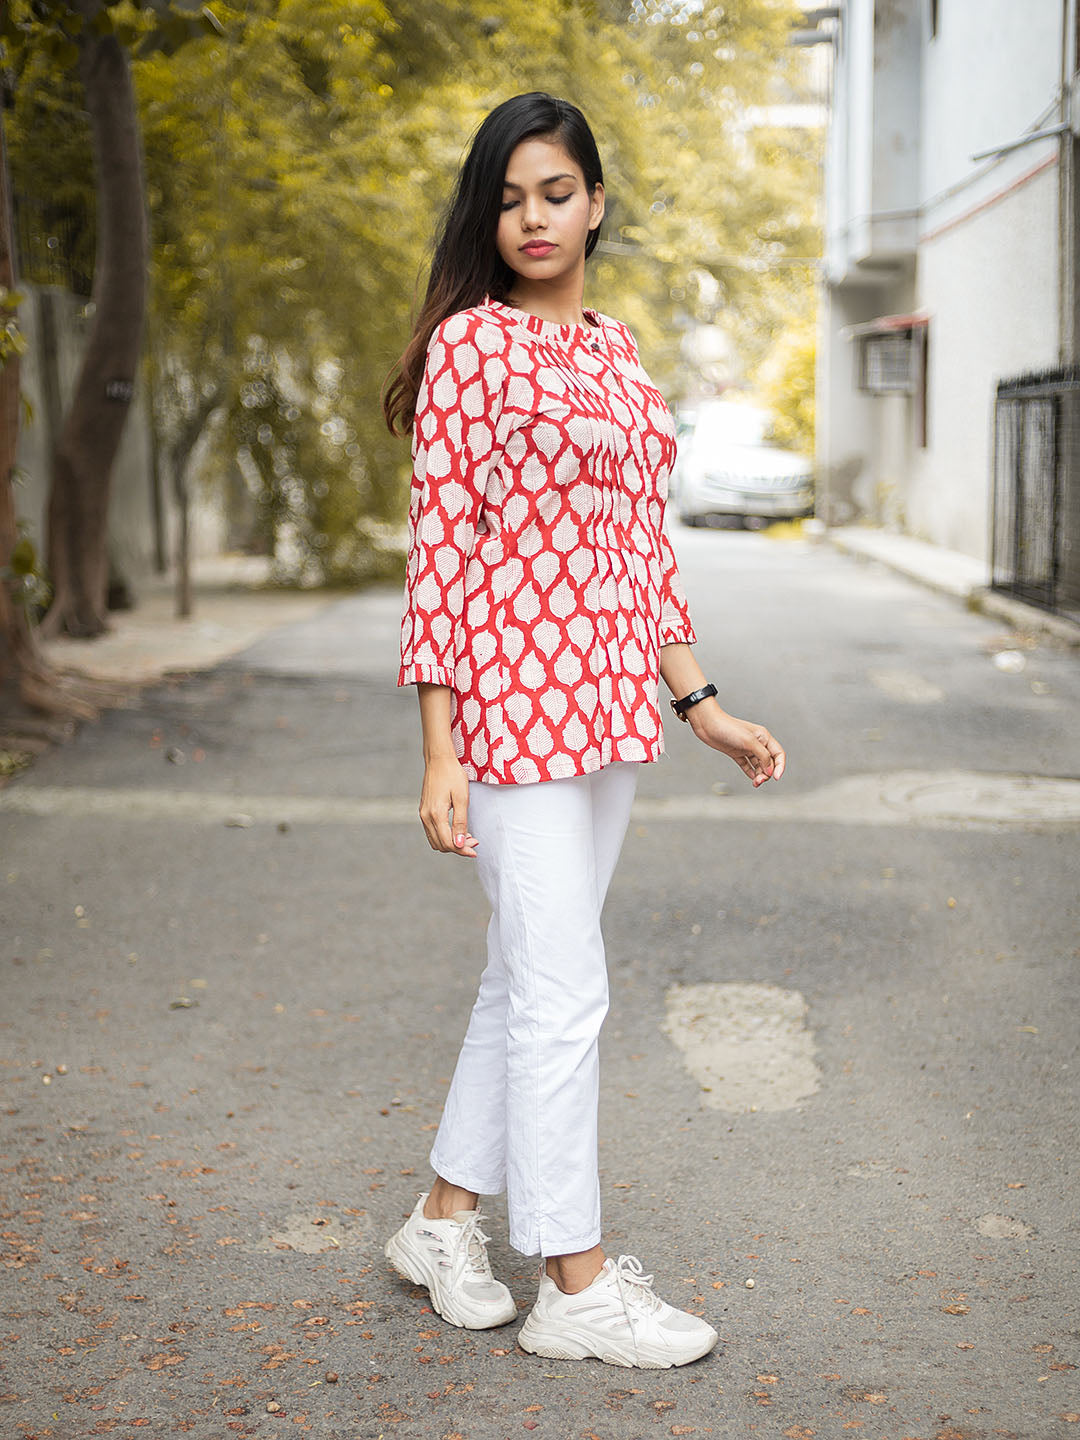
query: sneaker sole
[
  {"left": 517, "top": 1313, "right": 718, "bottom": 1369},
  {"left": 384, "top": 1228, "right": 517, "bottom": 1330}
]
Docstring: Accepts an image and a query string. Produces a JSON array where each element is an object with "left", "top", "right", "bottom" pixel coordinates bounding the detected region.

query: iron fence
[{"left": 991, "top": 366, "right": 1080, "bottom": 623}]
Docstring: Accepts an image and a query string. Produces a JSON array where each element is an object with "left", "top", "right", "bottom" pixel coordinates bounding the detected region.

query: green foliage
[
  {"left": 0, "top": 287, "right": 28, "bottom": 369},
  {"left": 0, "top": 517, "right": 52, "bottom": 615},
  {"left": 757, "top": 322, "right": 816, "bottom": 455},
  {"left": 7, "top": 0, "right": 822, "bottom": 585}
]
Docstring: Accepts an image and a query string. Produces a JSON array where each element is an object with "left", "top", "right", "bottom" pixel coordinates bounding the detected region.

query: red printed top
[{"left": 398, "top": 298, "right": 696, "bottom": 785}]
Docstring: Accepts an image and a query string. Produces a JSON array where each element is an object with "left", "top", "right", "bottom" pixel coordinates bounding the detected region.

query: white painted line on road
[
  {"left": 634, "top": 771, "right": 1080, "bottom": 826},
  {"left": 0, "top": 787, "right": 416, "bottom": 824},
  {"left": 2, "top": 771, "right": 1079, "bottom": 828}
]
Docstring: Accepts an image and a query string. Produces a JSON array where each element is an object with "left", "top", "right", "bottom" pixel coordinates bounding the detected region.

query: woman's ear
[{"left": 588, "top": 182, "right": 606, "bottom": 232}]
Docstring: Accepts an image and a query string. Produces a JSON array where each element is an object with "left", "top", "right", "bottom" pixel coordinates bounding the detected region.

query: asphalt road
[{"left": 2, "top": 526, "right": 1078, "bottom": 1440}]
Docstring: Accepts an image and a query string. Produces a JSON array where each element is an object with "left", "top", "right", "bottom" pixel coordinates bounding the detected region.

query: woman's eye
[{"left": 501, "top": 195, "right": 573, "bottom": 212}]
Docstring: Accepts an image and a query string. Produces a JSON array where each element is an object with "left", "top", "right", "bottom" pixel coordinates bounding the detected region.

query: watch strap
[{"left": 670, "top": 683, "right": 718, "bottom": 721}]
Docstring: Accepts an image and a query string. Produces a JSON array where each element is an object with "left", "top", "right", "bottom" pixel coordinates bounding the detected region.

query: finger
[
  {"left": 418, "top": 798, "right": 440, "bottom": 851},
  {"left": 749, "top": 732, "right": 775, "bottom": 775},
  {"left": 767, "top": 739, "right": 786, "bottom": 781},
  {"left": 430, "top": 797, "right": 456, "bottom": 853},
  {"left": 451, "top": 785, "right": 470, "bottom": 854}
]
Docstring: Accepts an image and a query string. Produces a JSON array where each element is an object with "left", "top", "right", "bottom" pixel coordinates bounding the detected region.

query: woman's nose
[{"left": 521, "top": 197, "right": 546, "bottom": 230}]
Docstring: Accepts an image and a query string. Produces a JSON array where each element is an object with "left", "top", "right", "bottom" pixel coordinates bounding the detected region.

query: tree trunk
[
  {"left": 0, "top": 106, "right": 99, "bottom": 723},
  {"left": 0, "top": 105, "right": 37, "bottom": 692},
  {"left": 39, "top": 1, "right": 148, "bottom": 639},
  {"left": 171, "top": 388, "right": 220, "bottom": 618}
]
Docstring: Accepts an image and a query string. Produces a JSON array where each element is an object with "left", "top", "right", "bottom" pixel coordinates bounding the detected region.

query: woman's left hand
[{"left": 686, "top": 699, "right": 786, "bottom": 787}]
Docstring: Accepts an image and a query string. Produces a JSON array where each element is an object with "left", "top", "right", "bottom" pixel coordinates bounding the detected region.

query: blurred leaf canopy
[{"left": 7, "top": 0, "right": 821, "bottom": 583}]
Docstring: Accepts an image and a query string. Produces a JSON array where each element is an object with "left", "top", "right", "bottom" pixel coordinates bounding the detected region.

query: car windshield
[{"left": 692, "top": 405, "right": 770, "bottom": 449}]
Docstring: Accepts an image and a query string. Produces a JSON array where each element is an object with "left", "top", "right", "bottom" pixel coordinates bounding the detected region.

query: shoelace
[
  {"left": 611, "top": 1255, "right": 664, "bottom": 1363},
  {"left": 453, "top": 1210, "right": 495, "bottom": 1279},
  {"left": 611, "top": 1254, "right": 664, "bottom": 1315}
]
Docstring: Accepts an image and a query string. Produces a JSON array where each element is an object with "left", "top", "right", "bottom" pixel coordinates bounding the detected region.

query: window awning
[{"left": 842, "top": 312, "right": 931, "bottom": 340}]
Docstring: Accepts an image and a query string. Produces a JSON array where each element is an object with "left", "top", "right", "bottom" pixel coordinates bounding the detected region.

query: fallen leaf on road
[{"left": 143, "top": 1352, "right": 184, "bottom": 1370}]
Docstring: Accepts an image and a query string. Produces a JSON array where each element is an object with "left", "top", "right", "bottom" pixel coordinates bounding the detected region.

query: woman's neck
[{"left": 504, "top": 270, "right": 591, "bottom": 327}]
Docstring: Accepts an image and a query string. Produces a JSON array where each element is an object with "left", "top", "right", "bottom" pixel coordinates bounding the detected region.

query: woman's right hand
[{"left": 419, "top": 754, "right": 478, "bottom": 858}]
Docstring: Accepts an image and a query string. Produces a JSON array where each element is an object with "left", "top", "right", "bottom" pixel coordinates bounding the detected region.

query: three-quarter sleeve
[
  {"left": 398, "top": 313, "right": 508, "bottom": 688},
  {"left": 657, "top": 524, "right": 697, "bottom": 645},
  {"left": 612, "top": 318, "right": 697, "bottom": 648}
]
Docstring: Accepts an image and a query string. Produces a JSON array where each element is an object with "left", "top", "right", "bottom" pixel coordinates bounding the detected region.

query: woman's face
[{"left": 495, "top": 136, "right": 605, "bottom": 290}]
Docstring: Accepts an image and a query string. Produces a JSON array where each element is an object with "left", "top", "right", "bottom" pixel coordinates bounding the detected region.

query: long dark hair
[{"left": 382, "top": 92, "right": 604, "bottom": 435}]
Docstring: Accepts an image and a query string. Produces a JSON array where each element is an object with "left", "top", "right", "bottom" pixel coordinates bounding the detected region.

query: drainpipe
[{"left": 1062, "top": 0, "right": 1079, "bottom": 363}]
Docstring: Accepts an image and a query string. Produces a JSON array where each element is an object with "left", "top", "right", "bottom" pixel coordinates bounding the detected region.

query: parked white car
[{"left": 670, "top": 401, "right": 814, "bottom": 528}]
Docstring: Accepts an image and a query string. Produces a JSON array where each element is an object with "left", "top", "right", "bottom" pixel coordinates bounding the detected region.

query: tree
[
  {"left": 0, "top": 44, "right": 98, "bottom": 726},
  {"left": 4, "top": 0, "right": 819, "bottom": 670},
  {"left": 37, "top": 0, "right": 149, "bottom": 638}
]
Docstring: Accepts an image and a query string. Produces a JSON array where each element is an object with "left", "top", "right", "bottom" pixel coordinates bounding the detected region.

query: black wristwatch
[{"left": 670, "top": 683, "right": 718, "bottom": 722}]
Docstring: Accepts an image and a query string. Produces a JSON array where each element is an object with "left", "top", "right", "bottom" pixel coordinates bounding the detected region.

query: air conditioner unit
[
  {"left": 858, "top": 332, "right": 915, "bottom": 395},
  {"left": 842, "top": 313, "right": 930, "bottom": 396}
]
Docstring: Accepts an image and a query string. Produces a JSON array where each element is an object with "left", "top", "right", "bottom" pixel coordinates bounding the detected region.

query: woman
[{"left": 381, "top": 92, "right": 785, "bottom": 1370}]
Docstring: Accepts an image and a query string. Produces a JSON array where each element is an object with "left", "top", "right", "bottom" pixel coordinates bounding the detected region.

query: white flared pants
[{"left": 428, "top": 760, "right": 640, "bottom": 1257}]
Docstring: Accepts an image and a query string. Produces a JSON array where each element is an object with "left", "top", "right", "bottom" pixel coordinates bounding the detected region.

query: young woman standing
[{"left": 381, "top": 92, "right": 785, "bottom": 1370}]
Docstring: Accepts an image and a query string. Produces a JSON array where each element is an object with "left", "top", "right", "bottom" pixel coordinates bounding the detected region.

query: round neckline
[{"left": 486, "top": 297, "right": 603, "bottom": 340}]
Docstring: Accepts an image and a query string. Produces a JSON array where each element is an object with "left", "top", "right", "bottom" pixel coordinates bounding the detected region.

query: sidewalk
[
  {"left": 825, "top": 523, "right": 1080, "bottom": 645},
  {"left": 37, "top": 554, "right": 342, "bottom": 685}
]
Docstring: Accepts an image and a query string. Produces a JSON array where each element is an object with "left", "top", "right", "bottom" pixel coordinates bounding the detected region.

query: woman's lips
[{"left": 520, "top": 241, "right": 556, "bottom": 256}]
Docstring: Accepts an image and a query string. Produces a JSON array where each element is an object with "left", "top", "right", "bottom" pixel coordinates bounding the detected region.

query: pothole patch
[
  {"left": 661, "top": 981, "right": 821, "bottom": 1113},
  {"left": 867, "top": 667, "right": 945, "bottom": 704},
  {"left": 972, "top": 1212, "right": 1035, "bottom": 1240},
  {"left": 254, "top": 1212, "right": 371, "bottom": 1254}
]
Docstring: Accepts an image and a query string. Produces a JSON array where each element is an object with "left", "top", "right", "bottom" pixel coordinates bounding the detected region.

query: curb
[{"left": 824, "top": 527, "right": 1080, "bottom": 647}]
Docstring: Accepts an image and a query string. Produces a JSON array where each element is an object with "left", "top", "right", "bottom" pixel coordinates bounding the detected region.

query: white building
[{"left": 815, "top": 0, "right": 1077, "bottom": 569}]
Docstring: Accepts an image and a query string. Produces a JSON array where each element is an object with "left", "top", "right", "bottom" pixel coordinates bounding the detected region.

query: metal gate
[{"left": 991, "top": 367, "right": 1080, "bottom": 623}]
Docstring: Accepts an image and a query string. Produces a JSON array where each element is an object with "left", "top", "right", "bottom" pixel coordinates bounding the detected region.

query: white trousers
[{"left": 428, "top": 760, "right": 640, "bottom": 1257}]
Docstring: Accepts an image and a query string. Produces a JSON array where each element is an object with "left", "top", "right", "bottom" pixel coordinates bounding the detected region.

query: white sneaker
[
  {"left": 384, "top": 1191, "right": 517, "bottom": 1329},
  {"left": 517, "top": 1254, "right": 719, "bottom": 1368}
]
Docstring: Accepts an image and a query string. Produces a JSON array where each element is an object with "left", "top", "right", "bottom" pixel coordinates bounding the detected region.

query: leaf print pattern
[{"left": 399, "top": 299, "right": 696, "bottom": 785}]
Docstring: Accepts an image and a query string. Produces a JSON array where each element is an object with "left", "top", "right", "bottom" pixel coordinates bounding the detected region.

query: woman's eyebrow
[{"left": 502, "top": 174, "right": 576, "bottom": 191}]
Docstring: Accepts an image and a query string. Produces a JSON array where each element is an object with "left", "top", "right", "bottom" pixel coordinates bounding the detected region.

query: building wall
[
  {"left": 911, "top": 163, "right": 1060, "bottom": 557},
  {"left": 921, "top": 0, "right": 1063, "bottom": 217},
  {"left": 820, "top": 0, "right": 1067, "bottom": 560},
  {"left": 824, "top": 0, "right": 921, "bottom": 281},
  {"left": 817, "top": 275, "right": 915, "bottom": 524}
]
